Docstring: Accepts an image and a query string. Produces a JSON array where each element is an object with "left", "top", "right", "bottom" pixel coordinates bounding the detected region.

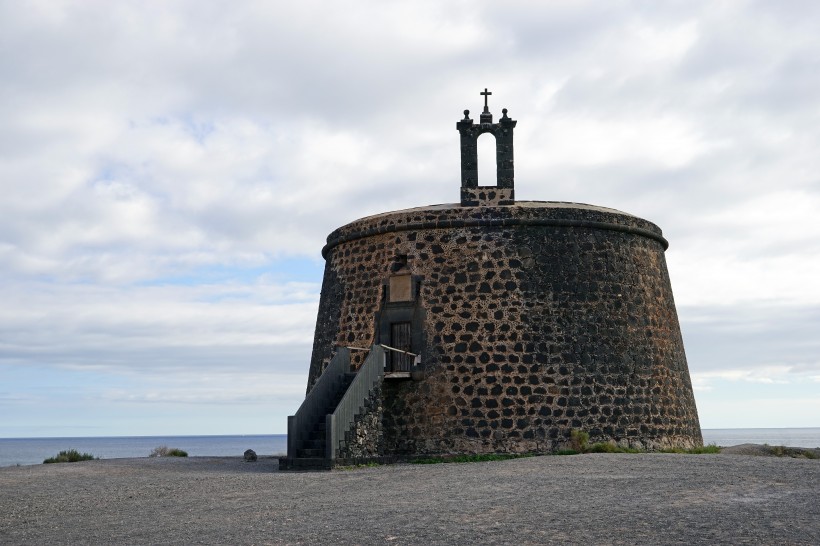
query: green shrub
[
  {"left": 149, "top": 445, "right": 188, "bottom": 458},
  {"left": 409, "top": 441, "right": 725, "bottom": 462},
  {"left": 587, "top": 442, "right": 618, "bottom": 453},
  {"left": 43, "top": 449, "right": 97, "bottom": 464},
  {"left": 570, "top": 429, "right": 589, "bottom": 452},
  {"left": 660, "top": 443, "right": 721, "bottom": 454},
  {"left": 587, "top": 442, "right": 644, "bottom": 454},
  {"left": 766, "top": 445, "right": 817, "bottom": 459},
  {"left": 412, "top": 458, "right": 443, "bottom": 464},
  {"left": 687, "top": 444, "right": 721, "bottom": 454}
]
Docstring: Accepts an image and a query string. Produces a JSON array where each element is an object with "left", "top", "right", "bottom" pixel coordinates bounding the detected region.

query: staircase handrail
[
  {"left": 326, "top": 344, "right": 385, "bottom": 460},
  {"left": 287, "top": 347, "right": 350, "bottom": 459},
  {"left": 379, "top": 343, "right": 418, "bottom": 357}
]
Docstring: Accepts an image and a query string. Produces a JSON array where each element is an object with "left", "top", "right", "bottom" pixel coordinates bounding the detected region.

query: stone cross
[{"left": 480, "top": 88, "right": 492, "bottom": 109}]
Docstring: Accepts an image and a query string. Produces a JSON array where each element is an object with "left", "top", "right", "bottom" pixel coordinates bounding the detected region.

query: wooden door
[{"left": 390, "top": 322, "right": 413, "bottom": 372}]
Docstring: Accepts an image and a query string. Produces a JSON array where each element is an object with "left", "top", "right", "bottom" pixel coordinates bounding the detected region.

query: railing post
[{"left": 326, "top": 413, "right": 336, "bottom": 460}]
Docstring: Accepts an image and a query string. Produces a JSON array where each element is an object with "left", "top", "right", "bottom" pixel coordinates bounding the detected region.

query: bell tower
[{"left": 456, "top": 88, "right": 517, "bottom": 206}]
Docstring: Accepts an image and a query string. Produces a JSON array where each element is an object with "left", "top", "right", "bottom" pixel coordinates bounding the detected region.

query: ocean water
[
  {"left": 700, "top": 428, "right": 820, "bottom": 449},
  {"left": 0, "top": 434, "right": 287, "bottom": 467},
  {"left": 1, "top": 429, "right": 817, "bottom": 468}
]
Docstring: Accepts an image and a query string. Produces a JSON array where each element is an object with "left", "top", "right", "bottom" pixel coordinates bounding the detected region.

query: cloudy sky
[{"left": 1, "top": 0, "right": 818, "bottom": 438}]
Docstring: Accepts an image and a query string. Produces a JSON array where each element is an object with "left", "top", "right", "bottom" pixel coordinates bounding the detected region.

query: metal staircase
[{"left": 279, "top": 345, "right": 385, "bottom": 470}]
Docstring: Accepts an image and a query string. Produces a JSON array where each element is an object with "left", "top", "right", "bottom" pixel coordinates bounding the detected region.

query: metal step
[
  {"left": 302, "top": 435, "right": 325, "bottom": 449},
  {"left": 286, "top": 371, "right": 359, "bottom": 468},
  {"left": 297, "top": 447, "right": 324, "bottom": 458}
]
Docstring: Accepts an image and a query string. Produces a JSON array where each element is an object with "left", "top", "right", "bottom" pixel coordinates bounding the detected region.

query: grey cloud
[{"left": 682, "top": 304, "right": 820, "bottom": 376}]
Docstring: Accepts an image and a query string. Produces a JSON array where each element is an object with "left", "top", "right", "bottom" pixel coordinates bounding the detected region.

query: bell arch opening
[{"left": 477, "top": 133, "right": 497, "bottom": 187}]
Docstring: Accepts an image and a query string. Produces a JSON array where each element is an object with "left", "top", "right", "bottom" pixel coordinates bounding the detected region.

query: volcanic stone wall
[
  {"left": 337, "top": 384, "right": 384, "bottom": 461},
  {"left": 308, "top": 201, "right": 702, "bottom": 454}
]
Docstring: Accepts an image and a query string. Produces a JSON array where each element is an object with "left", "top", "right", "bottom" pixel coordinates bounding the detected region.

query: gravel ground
[{"left": 1, "top": 451, "right": 818, "bottom": 545}]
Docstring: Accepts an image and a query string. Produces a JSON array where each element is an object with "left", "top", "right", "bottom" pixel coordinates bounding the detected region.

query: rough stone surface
[
  {"left": 243, "top": 449, "right": 257, "bottom": 462},
  {"left": 308, "top": 200, "right": 701, "bottom": 456},
  {"left": 338, "top": 384, "right": 384, "bottom": 461}
]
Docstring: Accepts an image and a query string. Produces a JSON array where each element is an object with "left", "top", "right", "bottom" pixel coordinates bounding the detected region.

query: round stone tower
[{"left": 305, "top": 92, "right": 702, "bottom": 456}]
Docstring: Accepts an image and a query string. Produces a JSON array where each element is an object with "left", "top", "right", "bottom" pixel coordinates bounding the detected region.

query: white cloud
[
  {"left": 692, "top": 366, "right": 801, "bottom": 389},
  {"left": 697, "top": 397, "right": 820, "bottom": 429},
  {"left": 539, "top": 114, "right": 713, "bottom": 169},
  {"left": 1, "top": 0, "right": 819, "bottom": 434}
]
